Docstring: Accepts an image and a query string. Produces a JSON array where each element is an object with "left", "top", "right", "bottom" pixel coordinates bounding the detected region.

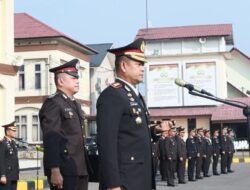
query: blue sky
[{"left": 15, "top": 0, "right": 250, "bottom": 55}]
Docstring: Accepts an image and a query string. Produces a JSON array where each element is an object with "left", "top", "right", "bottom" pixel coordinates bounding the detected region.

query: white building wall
[
  {"left": 90, "top": 55, "right": 115, "bottom": 114},
  {"left": 226, "top": 52, "right": 250, "bottom": 94}
]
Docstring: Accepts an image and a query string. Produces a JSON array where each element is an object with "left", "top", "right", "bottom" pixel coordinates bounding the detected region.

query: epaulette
[
  {"left": 48, "top": 93, "right": 58, "bottom": 99},
  {"left": 111, "top": 82, "right": 122, "bottom": 88}
]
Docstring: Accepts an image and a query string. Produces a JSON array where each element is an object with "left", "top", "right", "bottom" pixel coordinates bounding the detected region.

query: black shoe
[
  {"left": 213, "top": 173, "right": 220, "bottom": 176},
  {"left": 204, "top": 174, "right": 211, "bottom": 177},
  {"left": 179, "top": 181, "right": 186, "bottom": 184},
  {"left": 228, "top": 170, "right": 234, "bottom": 173},
  {"left": 196, "top": 176, "right": 203, "bottom": 179},
  {"left": 189, "top": 178, "right": 196, "bottom": 182},
  {"left": 221, "top": 171, "right": 228, "bottom": 174},
  {"left": 167, "top": 183, "right": 175, "bottom": 187}
]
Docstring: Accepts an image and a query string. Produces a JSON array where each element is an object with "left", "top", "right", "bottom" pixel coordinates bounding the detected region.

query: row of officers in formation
[{"left": 151, "top": 121, "right": 235, "bottom": 187}]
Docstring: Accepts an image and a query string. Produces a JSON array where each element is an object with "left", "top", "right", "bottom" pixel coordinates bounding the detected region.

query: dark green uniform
[
  {"left": 186, "top": 137, "right": 197, "bottom": 181},
  {"left": 0, "top": 137, "right": 19, "bottom": 190},
  {"left": 176, "top": 135, "right": 187, "bottom": 183}
]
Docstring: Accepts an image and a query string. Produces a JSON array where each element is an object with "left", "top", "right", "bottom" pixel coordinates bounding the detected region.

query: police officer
[
  {"left": 158, "top": 125, "right": 169, "bottom": 181},
  {"left": 0, "top": 121, "right": 19, "bottom": 190},
  {"left": 96, "top": 38, "right": 169, "bottom": 190},
  {"left": 194, "top": 128, "right": 205, "bottom": 179},
  {"left": 220, "top": 127, "right": 229, "bottom": 174},
  {"left": 39, "top": 59, "right": 89, "bottom": 190},
  {"left": 211, "top": 129, "right": 220, "bottom": 175},
  {"left": 227, "top": 128, "right": 235, "bottom": 173},
  {"left": 186, "top": 129, "right": 197, "bottom": 181},
  {"left": 203, "top": 129, "right": 213, "bottom": 177},
  {"left": 176, "top": 127, "right": 187, "bottom": 184},
  {"left": 165, "top": 127, "right": 178, "bottom": 186}
]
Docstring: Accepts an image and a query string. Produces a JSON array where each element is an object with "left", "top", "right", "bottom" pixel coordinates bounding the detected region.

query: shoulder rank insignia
[
  {"left": 48, "top": 93, "right": 57, "bottom": 98},
  {"left": 111, "top": 82, "right": 122, "bottom": 88}
]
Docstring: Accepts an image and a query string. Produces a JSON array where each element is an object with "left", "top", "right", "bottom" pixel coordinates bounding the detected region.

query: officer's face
[
  {"left": 6, "top": 129, "right": 16, "bottom": 138},
  {"left": 58, "top": 73, "right": 79, "bottom": 96},
  {"left": 121, "top": 58, "right": 144, "bottom": 85}
]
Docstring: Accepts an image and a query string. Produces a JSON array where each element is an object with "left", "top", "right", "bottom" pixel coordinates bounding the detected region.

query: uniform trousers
[
  {"left": 196, "top": 156, "right": 203, "bottom": 178},
  {"left": 48, "top": 175, "right": 88, "bottom": 190},
  {"left": 0, "top": 180, "right": 17, "bottom": 190},
  {"left": 166, "top": 159, "right": 176, "bottom": 185},
  {"left": 187, "top": 157, "right": 196, "bottom": 180},
  {"left": 212, "top": 155, "right": 219, "bottom": 174},
  {"left": 177, "top": 158, "right": 186, "bottom": 182},
  {"left": 159, "top": 159, "right": 167, "bottom": 180},
  {"left": 221, "top": 153, "right": 228, "bottom": 173},
  {"left": 227, "top": 153, "right": 234, "bottom": 171}
]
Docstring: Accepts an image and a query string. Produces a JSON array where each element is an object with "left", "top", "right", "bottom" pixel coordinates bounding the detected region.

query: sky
[{"left": 15, "top": 0, "right": 250, "bottom": 55}]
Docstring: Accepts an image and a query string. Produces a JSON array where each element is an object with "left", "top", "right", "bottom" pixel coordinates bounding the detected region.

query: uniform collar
[{"left": 116, "top": 77, "right": 139, "bottom": 96}]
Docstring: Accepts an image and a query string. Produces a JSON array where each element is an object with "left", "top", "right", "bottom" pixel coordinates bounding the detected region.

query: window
[
  {"left": 19, "top": 65, "right": 25, "bottom": 90},
  {"left": 32, "top": 115, "right": 42, "bottom": 142},
  {"left": 35, "top": 64, "right": 41, "bottom": 89},
  {"left": 15, "top": 115, "right": 27, "bottom": 141}
]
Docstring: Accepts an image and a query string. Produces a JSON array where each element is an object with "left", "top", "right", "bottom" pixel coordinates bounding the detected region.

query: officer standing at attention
[
  {"left": 227, "top": 128, "right": 235, "bottom": 173},
  {"left": 39, "top": 59, "right": 89, "bottom": 190},
  {"left": 158, "top": 122, "right": 169, "bottom": 181},
  {"left": 211, "top": 129, "right": 220, "bottom": 175},
  {"left": 220, "top": 127, "right": 229, "bottom": 174},
  {"left": 0, "top": 121, "right": 19, "bottom": 190},
  {"left": 203, "top": 129, "right": 213, "bottom": 177},
  {"left": 176, "top": 127, "right": 187, "bottom": 184},
  {"left": 186, "top": 129, "right": 197, "bottom": 182},
  {"left": 97, "top": 38, "right": 169, "bottom": 190},
  {"left": 194, "top": 128, "right": 205, "bottom": 179},
  {"left": 165, "top": 127, "right": 178, "bottom": 186}
]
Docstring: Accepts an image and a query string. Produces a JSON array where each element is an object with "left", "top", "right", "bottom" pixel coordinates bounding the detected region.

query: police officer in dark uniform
[
  {"left": 186, "top": 129, "right": 197, "bottom": 182},
  {"left": 0, "top": 121, "right": 19, "bottom": 190},
  {"left": 203, "top": 129, "right": 213, "bottom": 177},
  {"left": 194, "top": 128, "right": 205, "bottom": 179},
  {"left": 211, "top": 129, "right": 220, "bottom": 175},
  {"left": 176, "top": 127, "right": 187, "bottom": 184},
  {"left": 220, "top": 127, "right": 229, "bottom": 174},
  {"left": 165, "top": 127, "right": 178, "bottom": 186},
  {"left": 96, "top": 38, "right": 169, "bottom": 190},
  {"left": 227, "top": 128, "right": 235, "bottom": 173},
  {"left": 39, "top": 59, "right": 89, "bottom": 190},
  {"left": 158, "top": 127, "right": 168, "bottom": 181}
]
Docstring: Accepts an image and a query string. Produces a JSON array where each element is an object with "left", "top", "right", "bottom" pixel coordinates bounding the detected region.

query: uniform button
[{"left": 130, "top": 156, "right": 135, "bottom": 161}]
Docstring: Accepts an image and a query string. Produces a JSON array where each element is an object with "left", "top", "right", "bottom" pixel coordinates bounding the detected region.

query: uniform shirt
[
  {"left": 186, "top": 137, "right": 197, "bottom": 158},
  {"left": 0, "top": 136, "right": 19, "bottom": 181},
  {"left": 39, "top": 91, "right": 88, "bottom": 176},
  {"left": 97, "top": 79, "right": 154, "bottom": 190}
]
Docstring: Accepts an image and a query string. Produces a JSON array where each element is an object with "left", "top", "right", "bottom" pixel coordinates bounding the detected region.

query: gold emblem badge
[{"left": 140, "top": 41, "right": 145, "bottom": 53}]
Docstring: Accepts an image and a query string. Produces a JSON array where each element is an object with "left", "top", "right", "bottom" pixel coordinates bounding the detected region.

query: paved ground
[{"left": 29, "top": 162, "right": 250, "bottom": 190}]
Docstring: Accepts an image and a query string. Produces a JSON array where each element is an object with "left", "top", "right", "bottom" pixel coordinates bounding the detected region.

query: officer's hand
[
  {"left": 203, "top": 155, "right": 206, "bottom": 158},
  {"left": 0, "top": 176, "right": 7, "bottom": 184},
  {"left": 51, "top": 168, "right": 63, "bottom": 189},
  {"left": 222, "top": 151, "right": 225, "bottom": 154},
  {"left": 197, "top": 153, "right": 200, "bottom": 157},
  {"left": 180, "top": 157, "right": 183, "bottom": 161},
  {"left": 168, "top": 157, "right": 172, "bottom": 160},
  {"left": 107, "top": 187, "right": 122, "bottom": 190},
  {"left": 189, "top": 156, "right": 191, "bottom": 160},
  {"left": 214, "top": 153, "right": 216, "bottom": 156}
]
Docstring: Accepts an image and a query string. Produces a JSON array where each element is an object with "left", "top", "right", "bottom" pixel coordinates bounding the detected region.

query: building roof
[
  {"left": 87, "top": 43, "right": 113, "bottom": 67},
  {"left": 149, "top": 97, "right": 250, "bottom": 123},
  {"left": 230, "top": 47, "right": 250, "bottom": 62},
  {"left": 136, "top": 23, "right": 233, "bottom": 44},
  {"left": 14, "top": 13, "right": 97, "bottom": 54}
]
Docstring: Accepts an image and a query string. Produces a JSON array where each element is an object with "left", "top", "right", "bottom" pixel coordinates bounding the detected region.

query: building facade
[{"left": 13, "top": 13, "right": 97, "bottom": 143}]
